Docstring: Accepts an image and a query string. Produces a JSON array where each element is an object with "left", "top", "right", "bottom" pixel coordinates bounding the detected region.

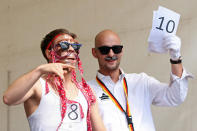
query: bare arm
[
  {"left": 90, "top": 100, "right": 106, "bottom": 131},
  {"left": 90, "top": 89, "right": 106, "bottom": 131},
  {"left": 3, "top": 66, "right": 42, "bottom": 105},
  {"left": 3, "top": 63, "right": 75, "bottom": 105},
  {"left": 171, "top": 63, "right": 183, "bottom": 78}
]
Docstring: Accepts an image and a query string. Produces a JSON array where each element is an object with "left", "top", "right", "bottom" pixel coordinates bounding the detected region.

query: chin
[{"left": 105, "top": 65, "right": 119, "bottom": 71}]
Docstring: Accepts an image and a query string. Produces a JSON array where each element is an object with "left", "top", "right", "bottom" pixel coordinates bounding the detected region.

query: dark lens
[
  {"left": 98, "top": 46, "right": 110, "bottom": 55},
  {"left": 59, "top": 42, "right": 69, "bottom": 50},
  {"left": 71, "top": 43, "right": 82, "bottom": 51},
  {"left": 112, "top": 45, "right": 123, "bottom": 54}
]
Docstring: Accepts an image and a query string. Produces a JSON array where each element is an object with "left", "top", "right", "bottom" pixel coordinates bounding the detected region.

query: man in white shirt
[{"left": 88, "top": 29, "right": 192, "bottom": 131}]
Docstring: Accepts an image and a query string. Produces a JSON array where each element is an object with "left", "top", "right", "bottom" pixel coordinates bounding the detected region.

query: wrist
[
  {"left": 170, "top": 51, "right": 181, "bottom": 61},
  {"left": 170, "top": 56, "right": 182, "bottom": 64},
  {"left": 36, "top": 65, "right": 46, "bottom": 76}
]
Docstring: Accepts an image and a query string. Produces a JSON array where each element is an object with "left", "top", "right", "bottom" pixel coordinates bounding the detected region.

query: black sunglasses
[
  {"left": 55, "top": 41, "right": 82, "bottom": 51},
  {"left": 97, "top": 45, "right": 123, "bottom": 55}
]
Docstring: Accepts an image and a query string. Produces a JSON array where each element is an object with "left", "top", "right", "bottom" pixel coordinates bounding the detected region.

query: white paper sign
[{"left": 148, "top": 6, "right": 180, "bottom": 53}]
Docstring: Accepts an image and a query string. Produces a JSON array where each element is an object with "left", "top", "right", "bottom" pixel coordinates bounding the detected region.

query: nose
[
  {"left": 108, "top": 48, "right": 114, "bottom": 57},
  {"left": 67, "top": 44, "right": 75, "bottom": 52}
]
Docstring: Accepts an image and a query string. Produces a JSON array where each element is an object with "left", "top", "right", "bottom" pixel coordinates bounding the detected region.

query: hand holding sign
[{"left": 148, "top": 6, "right": 181, "bottom": 55}]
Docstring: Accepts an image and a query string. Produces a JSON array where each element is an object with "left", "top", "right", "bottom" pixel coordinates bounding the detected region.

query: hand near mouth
[
  {"left": 63, "top": 61, "right": 76, "bottom": 74},
  {"left": 37, "top": 63, "right": 76, "bottom": 79},
  {"left": 63, "top": 64, "right": 76, "bottom": 73}
]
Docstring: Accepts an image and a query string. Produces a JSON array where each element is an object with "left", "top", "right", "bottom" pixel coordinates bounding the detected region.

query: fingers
[
  {"left": 54, "top": 63, "right": 76, "bottom": 79},
  {"left": 39, "top": 63, "right": 76, "bottom": 79},
  {"left": 163, "top": 40, "right": 178, "bottom": 50},
  {"left": 163, "top": 35, "right": 181, "bottom": 50},
  {"left": 163, "top": 35, "right": 181, "bottom": 45},
  {"left": 60, "top": 63, "right": 75, "bottom": 74},
  {"left": 51, "top": 63, "right": 65, "bottom": 79},
  {"left": 61, "top": 63, "right": 76, "bottom": 70},
  {"left": 162, "top": 35, "right": 181, "bottom": 60}
]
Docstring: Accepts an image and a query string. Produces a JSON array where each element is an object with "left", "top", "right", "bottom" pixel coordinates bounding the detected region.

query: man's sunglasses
[
  {"left": 55, "top": 41, "right": 82, "bottom": 52},
  {"left": 97, "top": 45, "right": 123, "bottom": 55}
]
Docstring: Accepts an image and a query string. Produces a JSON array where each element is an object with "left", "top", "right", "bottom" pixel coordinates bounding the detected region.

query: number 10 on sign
[{"left": 156, "top": 17, "right": 176, "bottom": 33}]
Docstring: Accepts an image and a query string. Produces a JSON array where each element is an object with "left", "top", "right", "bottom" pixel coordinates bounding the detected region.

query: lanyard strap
[{"left": 96, "top": 77, "right": 134, "bottom": 131}]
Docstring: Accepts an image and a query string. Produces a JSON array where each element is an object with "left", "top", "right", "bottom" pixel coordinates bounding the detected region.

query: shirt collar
[{"left": 96, "top": 68, "right": 126, "bottom": 81}]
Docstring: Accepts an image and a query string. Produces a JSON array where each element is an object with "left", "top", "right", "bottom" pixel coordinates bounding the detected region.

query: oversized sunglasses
[
  {"left": 97, "top": 45, "right": 123, "bottom": 55},
  {"left": 55, "top": 41, "right": 82, "bottom": 52}
]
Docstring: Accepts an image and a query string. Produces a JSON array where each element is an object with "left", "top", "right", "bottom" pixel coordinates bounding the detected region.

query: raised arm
[
  {"left": 171, "top": 63, "right": 183, "bottom": 77},
  {"left": 163, "top": 35, "right": 183, "bottom": 77},
  {"left": 148, "top": 35, "right": 193, "bottom": 106},
  {"left": 3, "top": 63, "right": 74, "bottom": 105}
]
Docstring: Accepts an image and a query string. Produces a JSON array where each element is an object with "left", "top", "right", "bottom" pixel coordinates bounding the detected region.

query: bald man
[{"left": 88, "top": 29, "right": 192, "bottom": 131}]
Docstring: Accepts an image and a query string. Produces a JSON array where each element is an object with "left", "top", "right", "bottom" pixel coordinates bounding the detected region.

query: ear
[
  {"left": 45, "top": 49, "right": 52, "bottom": 60},
  {"left": 121, "top": 47, "right": 123, "bottom": 55},
  {"left": 92, "top": 48, "right": 98, "bottom": 58}
]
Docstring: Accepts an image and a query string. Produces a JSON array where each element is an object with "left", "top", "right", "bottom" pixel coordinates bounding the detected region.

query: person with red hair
[{"left": 3, "top": 28, "right": 106, "bottom": 131}]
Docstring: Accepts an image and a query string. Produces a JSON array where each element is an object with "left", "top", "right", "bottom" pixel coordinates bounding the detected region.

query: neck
[
  {"left": 99, "top": 68, "right": 120, "bottom": 83},
  {"left": 62, "top": 71, "right": 79, "bottom": 100},
  {"left": 62, "top": 71, "right": 73, "bottom": 89}
]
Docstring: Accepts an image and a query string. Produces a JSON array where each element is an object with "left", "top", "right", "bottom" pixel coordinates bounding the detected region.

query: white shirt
[
  {"left": 88, "top": 68, "right": 192, "bottom": 131},
  {"left": 28, "top": 78, "right": 88, "bottom": 131}
]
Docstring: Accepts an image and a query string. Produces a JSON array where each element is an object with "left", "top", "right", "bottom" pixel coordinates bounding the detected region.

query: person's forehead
[
  {"left": 53, "top": 34, "right": 74, "bottom": 44},
  {"left": 96, "top": 34, "right": 121, "bottom": 47}
]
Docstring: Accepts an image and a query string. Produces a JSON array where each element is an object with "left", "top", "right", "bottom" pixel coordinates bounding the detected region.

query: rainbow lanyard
[{"left": 96, "top": 76, "right": 134, "bottom": 131}]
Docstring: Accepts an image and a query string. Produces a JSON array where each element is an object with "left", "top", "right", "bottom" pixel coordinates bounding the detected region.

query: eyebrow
[{"left": 55, "top": 39, "right": 74, "bottom": 44}]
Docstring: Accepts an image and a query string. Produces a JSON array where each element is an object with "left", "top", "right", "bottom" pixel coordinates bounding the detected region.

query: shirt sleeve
[{"left": 148, "top": 68, "right": 193, "bottom": 106}]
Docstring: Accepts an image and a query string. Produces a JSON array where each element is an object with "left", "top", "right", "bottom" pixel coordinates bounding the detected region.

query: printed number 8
[{"left": 68, "top": 104, "right": 78, "bottom": 120}]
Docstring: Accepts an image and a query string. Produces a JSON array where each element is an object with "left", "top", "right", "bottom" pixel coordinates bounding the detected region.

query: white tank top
[{"left": 28, "top": 78, "right": 88, "bottom": 131}]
